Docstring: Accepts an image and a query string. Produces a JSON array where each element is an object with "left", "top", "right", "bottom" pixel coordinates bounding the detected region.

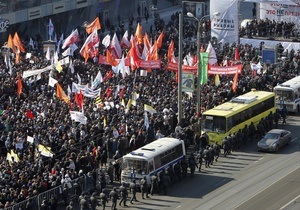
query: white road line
[
  {"left": 254, "top": 157, "right": 263, "bottom": 163},
  {"left": 279, "top": 194, "right": 300, "bottom": 210},
  {"left": 233, "top": 164, "right": 300, "bottom": 209},
  {"left": 175, "top": 205, "right": 182, "bottom": 209},
  {"left": 291, "top": 137, "right": 298, "bottom": 142}
]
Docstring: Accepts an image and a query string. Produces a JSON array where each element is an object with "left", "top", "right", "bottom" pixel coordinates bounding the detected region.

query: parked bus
[
  {"left": 273, "top": 75, "right": 300, "bottom": 113},
  {"left": 202, "top": 89, "right": 276, "bottom": 143},
  {"left": 121, "top": 137, "right": 186, "bottom": 185}
]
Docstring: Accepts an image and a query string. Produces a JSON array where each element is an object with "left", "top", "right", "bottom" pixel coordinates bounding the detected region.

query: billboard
[
  {"left": 262, "top": 49, "right": 276, "bottom": 64},
  {"left": 182, "top": 1, "right": 205, "bottom": 19}
]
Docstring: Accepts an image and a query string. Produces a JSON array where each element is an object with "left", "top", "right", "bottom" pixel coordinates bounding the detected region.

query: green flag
[{"left": 200, "top": 52, "right": 209, "bottom": 84}]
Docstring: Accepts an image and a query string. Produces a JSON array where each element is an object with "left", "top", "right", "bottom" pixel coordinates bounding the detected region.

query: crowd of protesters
[
  {"left": 0, "top": 9, "right": 299, "bottom": 209},
  {"left": 240, "top": 18, "right": 299, "bottom": 39}
]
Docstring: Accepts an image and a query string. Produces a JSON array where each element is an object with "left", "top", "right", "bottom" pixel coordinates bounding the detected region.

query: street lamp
[{"left": 187, "top": 12, "right": 220, "bottom": 123}]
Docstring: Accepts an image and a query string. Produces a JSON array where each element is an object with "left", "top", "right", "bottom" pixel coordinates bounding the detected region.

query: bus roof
[
  {"left": 202, "top": 90, "right": 275, "bottom": 117},
  {"left": 123, "top": 137, "right": 183, "bottom": 160},
  {"left": 274, "top": 76, "right": 300, "bottom": 91}
]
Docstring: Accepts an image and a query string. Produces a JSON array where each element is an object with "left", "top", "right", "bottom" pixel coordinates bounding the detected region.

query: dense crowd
[{"left": 0, "top": 10, "right": 299, "bottom": 209}]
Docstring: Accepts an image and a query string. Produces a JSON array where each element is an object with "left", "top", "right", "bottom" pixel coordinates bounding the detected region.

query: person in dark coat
[
  {"left": 129, "top": 179, "right": 138, "bottom": 203},
  {"left": 99, "top": 189, "right": 109, "bottom": 210},
  {"left": 109, "top": 187, "right": 119, "bottom": 210},
  {"left": 118, "top": 182, "right": 128, "bottom": 207},
  {"left": 90, "top": 192, "right": 100, "bottom": 210},
  {"left": 140, "top": 176, "right": 149, "bottom": 199},
  {"left": 150, "top": 173, "right": 159, "bottom": 195}
]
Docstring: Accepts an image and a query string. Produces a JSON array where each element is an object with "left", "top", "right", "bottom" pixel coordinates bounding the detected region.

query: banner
[
  {"left": 260, "top": 3, "right": 300, "bottom": 26},
  {"left": 209, "top": 64, "right": 242, "bottom": 75},
  {"left": 182, "top": 1, "right": 205, "bottom": 19},
  {"left": 182, "top": 73, "right": 195, "bottom": 92},
  {"left": 211, "top": 0, "right": 239, "bottom": 44},
  {"left": 23, "top": 65, "right": 53, "bottom": 78}
]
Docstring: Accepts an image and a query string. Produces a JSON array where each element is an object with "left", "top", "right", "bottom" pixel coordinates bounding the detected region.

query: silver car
[{"left": 257, "top": 129, "right": 292, "bottom": 152}]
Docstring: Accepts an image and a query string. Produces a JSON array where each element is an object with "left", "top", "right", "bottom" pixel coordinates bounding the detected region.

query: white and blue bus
[
  {"left": 121, "top": 137, "right": 186, "bottom": 185},
  {"left": 273, "top": 75, "right": 300, "bottom": 113}
]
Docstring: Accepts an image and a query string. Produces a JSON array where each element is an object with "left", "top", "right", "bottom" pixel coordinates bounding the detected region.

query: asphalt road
[{"left": 94, "top": 114, "right": 300, "bottom": 210}]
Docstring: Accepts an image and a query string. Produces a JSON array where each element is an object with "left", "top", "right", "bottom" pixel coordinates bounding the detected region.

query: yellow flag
[
  {"left": 56, "top": 61, "right": 63, "bottom": 73},
  {"left": 215, "top": 74, "right": 220, "bottom": 86},
  {"left": 103, "top": 117, "right": 107, "bottom": 127},
  {"left": 121, "top": 99, "right": 125, "bottom": 107},
  {"left": 6, "top": 152, "right": 12, "bottom": 164}
]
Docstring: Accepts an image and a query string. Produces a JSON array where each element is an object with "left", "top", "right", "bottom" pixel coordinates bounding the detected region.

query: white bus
[
  {"left": 121, "top": 137, "right": 186, "bottom": 185},
  {"left": 273, "top": 76, "right": 300, "bottom": 113}
]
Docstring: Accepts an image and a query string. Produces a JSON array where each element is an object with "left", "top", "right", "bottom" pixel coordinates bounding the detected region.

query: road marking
[
  {"left": 175, "top": 205, "right": 182, "bottom": 209},
  {"left": 233, "top": 163, "right": 300, "bottom": 209},
  {"left": 291, "top": 137, "right": 298, "bottom": 142},
  {"left": 254, "top": 157, "right": 263, "bottom": 163}
]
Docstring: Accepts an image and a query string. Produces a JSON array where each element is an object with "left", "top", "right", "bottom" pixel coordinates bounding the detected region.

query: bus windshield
[
  {"left": 204, "top": 115, "right": 226, "bottom": 133},
  {"left": 122, "top": 159, "right": 148, "bottom": 175},
  {"left": 275, "top": 90, "right": 294, "bottom": 102}
]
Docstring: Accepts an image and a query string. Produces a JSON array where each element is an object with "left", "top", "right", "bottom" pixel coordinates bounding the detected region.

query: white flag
[
  {"left": 144, "top": 112, "right": 149, "bottom": 130},
  {"left": 69, "top": 59, "right": 74, "bottom": 74},
  {"left": 29, "top": 38, "right": 35, "bottom": 49},
  {"left": 206, "top": 41, "right": 218, "bottom": 65},
  {"left": 77, "top": 73, "right": 81, "bottom": 84},
  {"left": 46, "top": 47, "right": 51, "bottom": 60},
  {"left": 91, "top": 70, "right": 103, "bottom": 89},
  {"left": 102, "top": 34, "right": 111, "bottom": 48},
  {"left": 48, "top": 76, "right": 58, "bottom": 87},
  {"left": 27, "top": 136, "right": 34, "bottom": 144},
  {"left": 140, "top": 69, "right": 147, "bottom": 76}
]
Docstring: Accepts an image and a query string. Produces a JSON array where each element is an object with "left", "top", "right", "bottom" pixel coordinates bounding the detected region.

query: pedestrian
[
  {"left": 129, "top": 179, "right": 138, "bottom": 203},
  {"left": 107, "top": 161, "right": 114, "bottom": 183},
  {"left": 140, "top": 176, "right": 149, "bottom": 199},
  {"left": 79, "top": 195, "right": 89, "bottom": 210},
  {"left": 281, "top": 105, "right": 288, "bottom": 125},
  {"left": 90, "top": 192, "right": 100, "bottom": 210},
  {"left": 109, "top": 187, "right": 119, "bottom": 210},
  {"left": 162, "top": 170, "right": 171, "bottom": 195},
  {"left": 181, "top": 157, "right": 188, "bottom": 178},
  {"left": 99, "top": 189, "right": 109, "bottom": 210},
  {"left": 118, "top": 182, "right": 128, "bottom": 207},
  {"left": 150, "top": 173, "right": 159, "bottom": 195},
  {"left": 188, "top": 153, "right": 197, "bottom": 177},
  {"left": 65, "top": 201, "right": 74, "bottom": 210}
]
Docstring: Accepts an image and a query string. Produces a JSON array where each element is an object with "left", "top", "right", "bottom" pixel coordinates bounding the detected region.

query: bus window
[
  {"left": 122, "top": 159, "right": 149, "bottom": 175},
  {"left": 276, "top": 90, "right": 294, "bottom": 102},
  {"left": 204, "top": 116, "right": 226, "bottom": 133}
]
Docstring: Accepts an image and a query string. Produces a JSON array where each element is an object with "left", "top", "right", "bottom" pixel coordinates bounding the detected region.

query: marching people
[
  {"left": 129, "top": 179, "right": 138, "bottom": 203},
  {"left": 109, "top": 187, "right": 119, "bottom": 210},
  {"left": 140, "top": 176, "right": 149, "bottom": 199},
  {"left": 99, "top": 189, "right": 109, "bottom": 210},
  {"left": 150, "top": 173, "right": 159, "bottom": 195},
  {"left": 118, "top": 182, "right": 128, "bottom": 207}
]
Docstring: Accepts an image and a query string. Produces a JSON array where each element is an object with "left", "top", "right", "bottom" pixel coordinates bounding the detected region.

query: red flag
[
  {"left": 75, "top": 90, "right": 83, "bottom": 109},
  {"left": 103, "top": 70, "right": 113, "bottom": 82},
  {"left": 143, "top": 33, "right": 151, "bottom": 50},
  {"left": 80, "top": 29, "right": 99, "bottom": 62},
  {"left": 232, "top": 70, "right": 239, "bottom": 92},
  {"left": 235, "top": 48, "right": 240, "bottom": 61},
  {"left": 156, "top": 31, "right": 164, "bottom": 49},
  {"left": 86, "top": 17, "right": 101, "bottom": 34},
  {"left": 26, "top": 110, "right": 34, "bottom": 119},
  {"left": 62, "top": 29, "right": 80, "bottom": 49},
  {"left": 17, "top": 74, "right": 22, "bottom": 96},
  {"left": 119, "top": 87, "right": 126, "bottom": 99},
  {"left": 129, "top": 39, "right": 140, "bottom": 71},
  {"left": 7, "top": 34, "right": 17, "bottom": 53},
  {"left": 200, "top": 44, "right": 205, "bottom": 52},
  {"left": 102, "top": 87, "right": 113, "bottom": 99},
  {"left": 150, "top": 41, "right": 158, "bottom": 60}
]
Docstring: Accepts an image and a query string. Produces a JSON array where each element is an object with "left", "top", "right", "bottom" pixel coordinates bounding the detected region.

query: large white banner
[
  {"left": 260, "top": 3, "right": 300, "bottom": 25},
  {"left": 210, "top": 0, "right": 239, "bottom": 44}
]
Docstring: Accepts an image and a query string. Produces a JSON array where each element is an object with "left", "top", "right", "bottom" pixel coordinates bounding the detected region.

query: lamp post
[{"left": 187, "top": 12, "right": 220, "bottom": 126}]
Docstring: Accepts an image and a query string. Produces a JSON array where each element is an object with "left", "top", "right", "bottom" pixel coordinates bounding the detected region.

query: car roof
[{"left": 268, "top": 129, "right": 289, "bottom": 134}]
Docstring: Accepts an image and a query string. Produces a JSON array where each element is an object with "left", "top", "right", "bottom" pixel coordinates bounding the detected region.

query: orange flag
[
  {"left": 135, "top": 22, "right": 143, "bottom": 45},
  {"left": 106, "top": 50, "right": 118, "bottom": 66},
  {"left": 143, "top": 33, "right": 151, "bottom": 50},
  {"left": 15, "top": 53, "right": 21, "bottom": 64},
  {"left": 151, "top": 41, "right": 158, "bottom": 61},
  {"left": 129, "top": 39, "right": 140, "bottom": 71},
  {"left": 13, "top": 32, "right": 25, "bottom": 53},
  {"left": 86, "top": 17, "right": 101, "bottom": 34},
  {"left": 156, "top": 31, "right": 164, "bottom": 49},
  {"left": 232, "top": 70, "right": 239, "bottom": 92},
  {"left": 82, "top": 44, "right": 89, "bottom": 63},
  {"left": 17, "top": 74, "right": 22, "bottom": 96},
  {"left": 167, "top": 40, "right": 174, "bottom": 62},
  {"left": 56, "top": 83, "right": 70, "bottom": 104},
  {"left": 7, "top": 34, "right": 16, "bottom": 53}
]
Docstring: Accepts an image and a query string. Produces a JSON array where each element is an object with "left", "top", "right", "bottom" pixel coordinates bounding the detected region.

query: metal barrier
[{"left": 4, "top": 175, "right": 87, "bottom": 210}]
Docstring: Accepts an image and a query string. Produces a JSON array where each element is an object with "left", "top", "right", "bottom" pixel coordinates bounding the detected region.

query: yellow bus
[{"left": 202, "top": 89, "right": 276, "bottom": 143}]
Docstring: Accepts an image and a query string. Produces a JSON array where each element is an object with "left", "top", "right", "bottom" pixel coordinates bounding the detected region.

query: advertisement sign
[
  {"left": 182, "top": 73, "right": 195, "bottom": 92},
  {"left": 210, "top": 0, "right": 239, "bottom": 45},
  {"left": 182, "top": 1, "right": 205, "bottom": 19},
  {"left": 260, "top": 3, "right": 300, "bottom": 26}
]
